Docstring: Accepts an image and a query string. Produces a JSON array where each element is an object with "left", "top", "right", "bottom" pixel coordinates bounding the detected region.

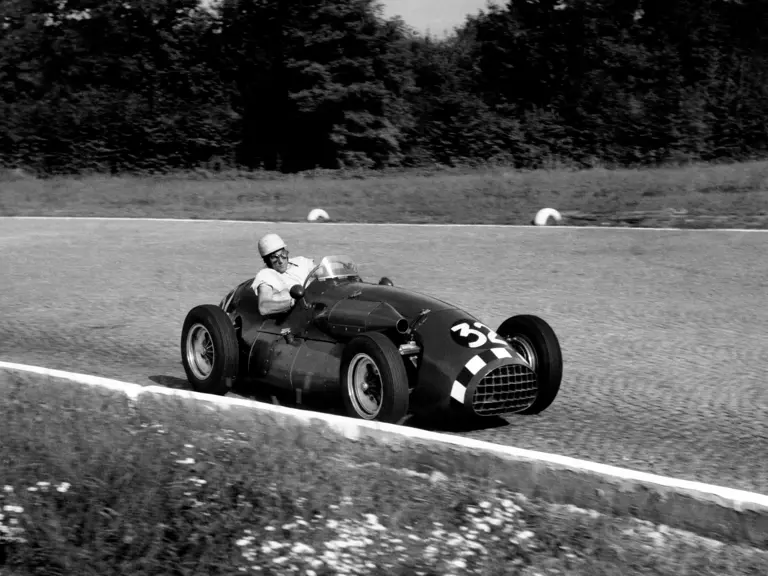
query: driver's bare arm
[{"left": 257, "top": 283, "right": 294, "bottom": 315}]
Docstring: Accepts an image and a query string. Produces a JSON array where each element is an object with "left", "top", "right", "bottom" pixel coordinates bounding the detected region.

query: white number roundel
[{"left": 450, "top": 321, "right": 507, "bottom": 348}]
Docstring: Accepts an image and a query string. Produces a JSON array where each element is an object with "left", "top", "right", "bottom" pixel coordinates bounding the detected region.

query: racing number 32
[{"left": 451, "top": 321, "right": 507, "bottom": 348}]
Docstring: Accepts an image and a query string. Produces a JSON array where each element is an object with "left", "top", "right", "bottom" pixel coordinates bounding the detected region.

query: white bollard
[
  {"left": 307, "top": 208, "right": 330, "bottom": 222},
  {"left": 533, "top": 208, "right": 563, "bottom": 226}
]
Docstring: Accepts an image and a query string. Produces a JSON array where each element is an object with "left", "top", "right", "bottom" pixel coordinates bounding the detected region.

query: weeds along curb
[{"left": 1, "top": 362, "right": 767, "bottom": 549}]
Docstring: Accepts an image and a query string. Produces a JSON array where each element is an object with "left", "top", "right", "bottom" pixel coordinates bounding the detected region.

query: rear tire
[
  {"left": 497, "top": 314, "right": 563, "bottom": 414},
  {"left": 340, "top": 332, "right": 409, "bottom": 424},
  {"left": 181, "top": 304, "right": 239, "bottom": 396}
]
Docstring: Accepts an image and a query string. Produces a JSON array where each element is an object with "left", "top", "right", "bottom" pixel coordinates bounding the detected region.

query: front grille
[{"left": 471, "top": 364, "right": 538, "bottom": 416}]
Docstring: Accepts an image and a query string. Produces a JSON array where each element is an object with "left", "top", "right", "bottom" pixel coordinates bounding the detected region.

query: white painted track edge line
[
  {"left": 2, "top": 360, "right": 767, "bottom": 505},
  {"left": 2, "top": 215, "right": 767, "bottom": 233},
  {"left": 0, "top": 361, "right": 143, "bottom": 399}
]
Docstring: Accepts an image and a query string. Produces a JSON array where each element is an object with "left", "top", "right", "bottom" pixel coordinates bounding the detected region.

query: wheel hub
[
  {"left": 348, "top": 353, "right": 383, "bottom": 419},
  {"left": 506, "top": 335, "right": 537, "bottom": 372},
  {"left": 186, "top": 324, "right": 215, "bottom": 380}
]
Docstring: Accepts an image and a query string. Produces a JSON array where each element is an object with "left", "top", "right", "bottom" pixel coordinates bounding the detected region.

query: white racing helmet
[{"left": 258, "top": 233, "right": 287, "bottom": 258}]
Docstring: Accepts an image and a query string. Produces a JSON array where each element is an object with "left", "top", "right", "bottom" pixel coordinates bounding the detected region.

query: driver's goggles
[{"left": 268, "top": 250, "right": 289, "bottom": 262}]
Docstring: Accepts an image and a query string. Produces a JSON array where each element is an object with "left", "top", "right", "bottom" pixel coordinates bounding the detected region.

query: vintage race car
[{"left": 180, "top": 255, "right": 563, "bottom": 424}]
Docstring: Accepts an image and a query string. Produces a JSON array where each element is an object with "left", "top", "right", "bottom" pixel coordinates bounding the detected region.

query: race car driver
[{"left": 253, "top": 233, "right": 315, "bottom": 315}]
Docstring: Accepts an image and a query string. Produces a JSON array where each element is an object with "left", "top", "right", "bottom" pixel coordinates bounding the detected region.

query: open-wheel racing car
[{"left": 180, "top": 255, "right": 563, "bottom": 424}]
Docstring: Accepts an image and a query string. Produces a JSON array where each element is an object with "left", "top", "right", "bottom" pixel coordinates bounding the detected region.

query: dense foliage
[{"left": 1, "top": 0, "right": 766, "bottom": 173}]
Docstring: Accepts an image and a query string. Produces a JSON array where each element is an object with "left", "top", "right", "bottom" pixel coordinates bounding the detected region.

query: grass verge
[
  {"left": 1, "top": 372, "right": 767, "bottom": 576},
  {"left": 2, "top": 161, "right": 768, "bottom": 227}
]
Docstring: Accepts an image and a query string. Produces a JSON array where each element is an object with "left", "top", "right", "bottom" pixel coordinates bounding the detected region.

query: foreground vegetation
[
  {"left": 1, "top": 372, "right": 766, "bottom": 575},
  {"left": 2, "top": 161, "right": 768, "bottom": 228}
]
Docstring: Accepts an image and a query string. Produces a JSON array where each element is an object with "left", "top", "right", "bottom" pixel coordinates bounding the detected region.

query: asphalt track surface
[{"left": 1, "top": 219, "right": 766, "bottom": 494}]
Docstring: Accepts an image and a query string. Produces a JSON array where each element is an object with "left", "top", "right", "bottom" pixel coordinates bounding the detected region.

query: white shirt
[{"left": 252, "top": 256, "right": 315, "bottom": 294}]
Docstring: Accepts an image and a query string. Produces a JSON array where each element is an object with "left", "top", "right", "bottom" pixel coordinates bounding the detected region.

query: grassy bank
[
  {"left": 2, "top": 161, "right": 768, "bottom": 228},
  {"left": 1, "top": 372, "right": 766, "bottom": 575}
]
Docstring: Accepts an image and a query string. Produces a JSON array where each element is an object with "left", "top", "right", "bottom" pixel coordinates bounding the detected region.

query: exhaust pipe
[
  {"left": 320, "top": 300, "right": 412, "bottom": 338},
  {"left": 363, "top": 302, "right": 411, "bottom": 334}
]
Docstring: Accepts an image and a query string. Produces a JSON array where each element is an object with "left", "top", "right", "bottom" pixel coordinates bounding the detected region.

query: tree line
[{"left": 1, "top": 0, "right": 766, "bottom": 174}]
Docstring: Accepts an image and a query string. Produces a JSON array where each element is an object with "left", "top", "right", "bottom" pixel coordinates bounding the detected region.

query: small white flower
[
  {"left": 3, "top": 486, "right": 13, "bottom": 493},
  {"left": 467, "top": 540, "right": 486, "bottom": 551},
  {"left": 26, "top": 487, "right": 38, "bottom": 492},
  {"left": 424, "top": 545, "right": 439, "bottom": 558},
  {"left": 56, "top": 482, "right": 71, "bottom": 493},
  {"left": 466, "top": 506, "right": 479, "bottom": 514},
  {"left": 176, "top": 458, "right": 195, "bottom": 465},
  {"left": 479, "top": 500, "right": 492, "bottom": 510},
  {"left": 36, "top": 482, "right": 50, "bottom": 489},
  {"left": 235, "top": 538, "right": 252, "bottom": 547},
  {"left": 291, "top": 542, "right": 315, "bottom": 555},
  {"left": 450, "top": 559, "right": 467, "bottom": 569},
  {"left": 501, "top": 499, "right": 520, "bottom": 511},
  {"left": 3, "top": 505, "right": 24, "bottom": 514},
  {"left": 447, "top": 535, "right": 464, "bottom": 547},
  {"left": 184, "top": 444, "right": 194, "bottom": 449}
]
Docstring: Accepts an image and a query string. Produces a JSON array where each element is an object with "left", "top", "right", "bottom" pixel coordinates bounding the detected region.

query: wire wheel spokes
[
  {"left": 348, "top": 353, "right": 383, "bottom": 418},
  {"left": 186, "top": 324, "right": 216, "bottom": 380}
]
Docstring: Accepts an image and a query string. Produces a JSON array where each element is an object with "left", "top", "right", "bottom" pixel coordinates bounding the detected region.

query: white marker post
[{"left": 307, "top": 208, "right": 330, "bottom": 222}]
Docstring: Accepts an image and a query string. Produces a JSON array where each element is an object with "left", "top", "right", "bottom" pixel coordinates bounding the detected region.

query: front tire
[
  {"left": 181, "top": 304, "right": 239, "bottom": 396},
  {"left": 497, "top": 314, "right": 563, "bottom": 414},
  {"left": 340, "top": 332, "right": 410, "bottom": 424}
]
